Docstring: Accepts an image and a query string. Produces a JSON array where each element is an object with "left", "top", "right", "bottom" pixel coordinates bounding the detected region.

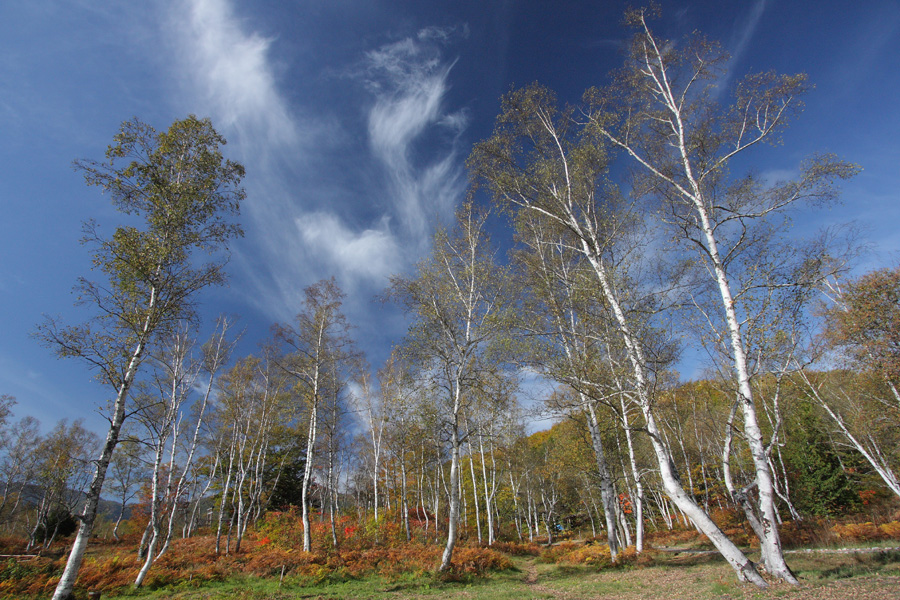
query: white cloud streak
[
  {"left": 296, "top": 212, "right": 401, "bottom": 283},
  {"left": 164, "top": 1, "right": 470, "bottom": 332},
  {"left": 717, "top": 0, "right": 767, "bottom": 94},
  {"left": 173, "top": 0, "right": 297, "bottom": 153},
  {"left": 364, "top": 28, "right": 469, "bottom": 243},
  {"left": 167, "top": 0, "right": 442, "bottom": 321},
  {"left": 730, "top": 0, "right": 766, "bottom": 67}
]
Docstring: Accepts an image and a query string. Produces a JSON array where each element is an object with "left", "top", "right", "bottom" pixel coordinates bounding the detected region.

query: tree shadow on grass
[{"left": 818, "top": 550, "right": 900, "bottom": 580}]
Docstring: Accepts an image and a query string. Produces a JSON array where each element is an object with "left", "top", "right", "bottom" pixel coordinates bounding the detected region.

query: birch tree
[
  {"left": 388, "top": 201, "right": 517, "bottom": 571},
  {"left": 274, "top": 278, "right": 357, "bottom": 552},
  {"left": 583, "top": 8, "right": 856, "bottom": 583},
  {"left": 35, "top": 115, "right": 243, "bottom": 600},
  {"left": 355, "top": 372, "right": 387, "bottom": 523},
  {"left": 471, "top": 83, "right": 769, "bottom": 586},
  {"left": 133, "top": 318, "right": 236, "bottom": 586},
  {"left": 514, "top": 212, "right": 627, "bottom": 558},
  {"left": 133, "top": 328, "right": 197, "bottom": 586},
  {"left": 211, "top": 350, "right": 293, "bottom": 554},
  {"left": 378, "top": 353, "right": 419, "bottom": 541}
]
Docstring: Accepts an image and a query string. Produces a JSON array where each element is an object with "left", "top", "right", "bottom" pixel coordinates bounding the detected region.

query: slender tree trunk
[
  {"left": 466, "top": 434, "right": 482, "bottom": 544},
  {"left": 400, "top": 444, "right": 411, "bottom": 542},
  {"left": 478, "top": 428, "right": 495, "bottom": 545},
  {"left": 301, "top": 397, "right": 318, "bottom": 552},
  {"left": 541, "top": 487, "right": 554, "bottom": 546},
  {"left": 439, "top": 412, "right": 461, "bottom": 571},
  {"left": 187, "top": 451, "right": 219, "bottom": 538},
  {"left": 53, "top": 304, "right": 154, "bottom": 600},
  {"left": 619, "top": 395, "right": 645, "bottom": 552},
  {"left": 506, "top": 454, "right": 523, "bottom": 542},
  {"left": 135, "top": 390, "right": 176, "bottom": 589},
  {"left": 584, "top": 400, "right": 620, "bottom": 560},
  {"left": 216, "top": 433, "right": 237, "bottom": 555},
  {"left": 328, "top": 445, "right": 338, "bottom": 548}
]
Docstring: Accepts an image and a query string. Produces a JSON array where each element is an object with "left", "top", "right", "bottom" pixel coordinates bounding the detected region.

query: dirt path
[{"left": 521, "top": 560, "right": 559, "bottom": 598}]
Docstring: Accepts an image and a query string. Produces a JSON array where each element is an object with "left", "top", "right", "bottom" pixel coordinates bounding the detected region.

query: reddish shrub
[
  {"left": 491, "top": 540, "right": 541, "bottom": 556},
  {"left": 538, "top": 541, "right": 580, "bottom": 563},
  {"left": 449, "top": 547, "right": 513, "bottom": 574},
  {"left": 549, "top": 543, "right": 641, "bottom": 569},
  {"left": 558, "top": 544, "right": 612, "bottom": 567}
]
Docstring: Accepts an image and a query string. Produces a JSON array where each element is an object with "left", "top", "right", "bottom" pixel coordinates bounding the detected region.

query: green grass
[
  {"left": 24, "top": 547, "right": 900, "bottom": 600},
  {"left": 99, "top": 569, "right": 535, "bottom": 600}
]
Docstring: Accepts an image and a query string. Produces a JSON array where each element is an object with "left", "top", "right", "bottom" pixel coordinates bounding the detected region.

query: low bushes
[
  {"left": 536, "top": 541, "right": 641, "bottom": 568},
  {"left": 489, "top": 540, "right": 541, "bottom": 556},
  {"left": 0, "top": 529, "right": 515, "bottom": 598},
  {"left": 831, "top": 520, "right": 900, "bottom": 542}
]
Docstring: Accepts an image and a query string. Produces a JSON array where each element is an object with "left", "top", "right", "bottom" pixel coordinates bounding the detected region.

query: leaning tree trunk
[
  {"left": 52, "top": 296, "right": 156, "bottom": 600},
  {"left": 582, "top": 250, "right": 770, "bottom": 588},
  {"left": 700, "top": 212, "right": 797, "bottom": 584},
  {"left": 53, "top": 378, "right": 132, "bottom": 597}
]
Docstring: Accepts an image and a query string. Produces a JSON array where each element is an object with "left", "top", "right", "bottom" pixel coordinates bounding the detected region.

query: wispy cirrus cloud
[
  {"left": 717, "top": 0, "right": 767, "bottom": 94},
  {"left": 730, "top": 0, "right": 766, "bottom": 66},
  {"left": 363, "top": 27, "right": 470, "bottom": 244},
  {"left": 296, "top": 212, "right": 401, "bottom": 283},
  {"left": 164, "top": 0, "right": 470, "bottom": 327},
  {"left": 164, "top": 0, "right": 397, "bottom": 319},
  {"left": 171, "top": 0, "right": 298, "bottom": 154}
]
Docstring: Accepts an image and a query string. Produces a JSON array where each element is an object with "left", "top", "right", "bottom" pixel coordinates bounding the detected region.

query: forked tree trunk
[
  {"left": 582, "top": 250, "right": 769, "bottom": 588},
  {"left": 700, "top": 209, "right": 797, "bottom": 584}
]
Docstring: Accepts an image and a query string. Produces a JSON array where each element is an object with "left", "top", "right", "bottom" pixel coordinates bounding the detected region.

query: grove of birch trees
[{"left": 2, "top": 7, "right": 897, "bottom": 594}]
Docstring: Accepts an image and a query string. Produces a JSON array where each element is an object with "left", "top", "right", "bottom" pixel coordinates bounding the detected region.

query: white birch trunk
[
  {"left": 800, "top": 370, "right": 900, "bottom": 498},
  {"left": 52, "top": 286, "right": 158, "bottom": 600},
  {"left": 439, "top": 412, "right": 461, "bottom": 571},
  {"left": 301, "top": 397, "right": 317, "bottom": 553}
]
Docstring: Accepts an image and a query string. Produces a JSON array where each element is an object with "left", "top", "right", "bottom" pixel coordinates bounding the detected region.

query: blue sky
[{"left": 1, "top": 0, "right": 899, "bottom": 434}]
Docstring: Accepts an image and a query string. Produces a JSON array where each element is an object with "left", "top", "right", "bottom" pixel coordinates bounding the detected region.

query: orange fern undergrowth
[{"left": 0, "top": 512, "right": 514, "bottom": 597}]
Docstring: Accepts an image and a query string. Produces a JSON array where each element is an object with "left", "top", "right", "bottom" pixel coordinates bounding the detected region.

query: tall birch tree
[
  {"left": 274, "top": 278, "right": 357, "bottom": 552},
  {"left": 514, "top": 212, "right": 626, "bottom": 558},
  {"left": 470, "top": 83, "right": 769, "bottom": 587},
  {"left": 36, "top": 116, "right": 243, "bottom": 600},
  {"left": 388, "top": 202, "right": 516, "bottom": 571},
  {"left": 584, "top": 8, "right": 856, "bottom": 583}
]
